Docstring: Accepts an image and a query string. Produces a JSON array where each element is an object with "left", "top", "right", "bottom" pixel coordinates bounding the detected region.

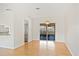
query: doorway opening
[
  {"left": 24, "top": 18, "right": 32, "bottom": 43},
  {"left": 24, "top": 20, "right": 28, "bottom": 42},
  {"left": 40, "top": 23, "right": 55, "bottom": 41}
]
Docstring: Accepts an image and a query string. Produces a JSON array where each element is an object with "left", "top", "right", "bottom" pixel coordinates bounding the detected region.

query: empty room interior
[{"left": 0, "top": 3, "right": 79, "bottom": 56}]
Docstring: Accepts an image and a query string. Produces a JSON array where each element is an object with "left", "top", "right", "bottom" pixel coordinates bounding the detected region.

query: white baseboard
[
  {"left": 14, "top": 42, "right": 24, "bottom": 49},
  {"left": 65, "top": 43, "right": 74, "bottom": 56},
  {"left": 0, "top": 46, "right": 14, "bottom": 49},
  {"left": 56, "top": 40, "right": 74, "bottom": 56}
]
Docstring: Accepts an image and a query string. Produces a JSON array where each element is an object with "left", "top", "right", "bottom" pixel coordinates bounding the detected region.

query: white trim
[
  {"left": 14, "top": 42, "right": 24, "bottom": 49},
  {"left": 56, "top": 40, "right": 74, "bottom": 56},
  {"left": 65, "top": 43, "right": 74, "bottom": 56},
  {"left": 0, "top": 46, "right": 14, "bottom": 49}
]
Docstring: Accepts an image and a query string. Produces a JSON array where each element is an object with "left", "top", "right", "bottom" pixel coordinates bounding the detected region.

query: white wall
[
  {"left": 0, "top": 4, "right": 14, "bottom": 49},
  {"left": 13, "top": 6, "right": 25, "bottom": 48},
  {"left": 64, "top": 4, "right": 79, "bottom": 56}
]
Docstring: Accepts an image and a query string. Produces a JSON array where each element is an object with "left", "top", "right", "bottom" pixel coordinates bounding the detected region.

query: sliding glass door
[
  {"left": 40, "top": 23, "right": 55, "bottom": 41},
  {"left": 40, "top": 25, "right": 46, "bottom": 40}
]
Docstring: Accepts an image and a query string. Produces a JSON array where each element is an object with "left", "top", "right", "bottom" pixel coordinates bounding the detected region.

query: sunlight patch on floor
[{"left": 40, "top": 40, "right": 55, "bottom": 50}]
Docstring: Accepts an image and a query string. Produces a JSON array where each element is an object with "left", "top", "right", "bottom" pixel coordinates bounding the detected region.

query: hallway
[{"left": 0, "top": 40, "right": 71, "bottom": 56}]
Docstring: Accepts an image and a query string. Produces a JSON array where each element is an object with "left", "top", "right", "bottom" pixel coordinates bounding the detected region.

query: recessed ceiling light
[
  {"left": 36, "top": 8, "right": 40, "bottom": 10},
  {"left": 5, "top": 9, "right": 12, "bottom": 11}
]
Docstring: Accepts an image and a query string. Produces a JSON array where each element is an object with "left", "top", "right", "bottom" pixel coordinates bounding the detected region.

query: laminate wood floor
[{"left": 0, "top": 40, "right": 71, "bottom": 56}]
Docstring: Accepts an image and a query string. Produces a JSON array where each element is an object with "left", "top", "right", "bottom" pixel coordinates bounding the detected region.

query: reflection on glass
[{"left": 40, "top": 23, "right": 55, "bottom": 41}]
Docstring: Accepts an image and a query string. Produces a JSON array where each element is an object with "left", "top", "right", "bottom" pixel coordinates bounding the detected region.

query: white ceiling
[{"left": 0, "top": 3, "right": 76, "bottom": 18}]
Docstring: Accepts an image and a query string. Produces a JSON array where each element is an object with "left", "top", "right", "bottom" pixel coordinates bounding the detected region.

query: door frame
[
  {"left": 24, "top": 18, "right": 32, "bottom": 42},
  {"left": 40, "top": 23, "right": 56, "bottom": 41}
]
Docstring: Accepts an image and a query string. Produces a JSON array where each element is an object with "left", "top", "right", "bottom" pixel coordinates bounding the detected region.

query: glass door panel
[
  {"left": 40, "top": 25, "right": 46, "bottom": 40},
  {"left": 40, "top": 23, "right": 55, "bottom": 41},
  {"left": 48, "top": 26, "right": 55, "bottom": 41}
]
